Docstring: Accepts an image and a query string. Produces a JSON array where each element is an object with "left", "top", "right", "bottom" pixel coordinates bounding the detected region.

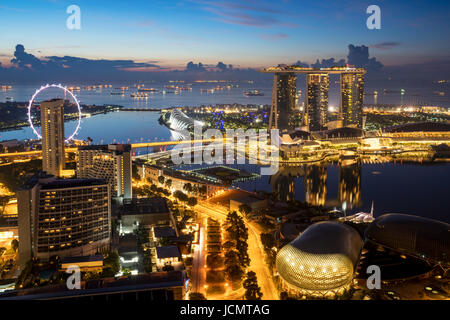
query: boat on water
[
  {"left": 5, "top": 97, "right": 14, "bottom": 101},
  {"left": 131, "top": 92, "right": 149, "bottom": 98},
  {"left": 384, "top": 89, "right": 405, "bottom": 94},
  {"left": 138, "top": 88, "right": 159, "bottom": 92},
  {"left": 244, "top": 90, "right": 264, "bottom": 96},
  {"left": 110, "top": 92, "right": 124, "bottom": 96}
]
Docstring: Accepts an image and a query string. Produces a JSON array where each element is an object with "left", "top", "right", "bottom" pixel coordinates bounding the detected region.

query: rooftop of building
[
  {"left": 383, "top": 121, "right": 450, "bottom": 133},
  {"left": 19, "top": 172, "right": 108, "bottom": 191},
  {"left": 42, "top": 98, "right": 64, "bottom": 103},
  {"left": 314, "top": 127, "right": 364, "bottom": 139},
  {"left": 289, "top": 221, "right": 363, "bottom": 259},
  {"left": 280, "top": 130, "right": 313, "bottom": 145},
  {"left": 61, "top": 254, "right": 104, "bottom": 264},
  {"left": 121, "top": 197, "right": 170, "bottom": 216},
  {"left": 156, "top": 245, "right": 180, "bottom": 259},
  {"left": 118, "top": 234, "right": 138, "bottom": 254},
  {"left": 78, "top": 143, "right": 132, "bottom": 153},
  {"left": 0, "top": 271, "right": 185, "bottom": 300},
  {"left": 365, "top": 213, "right": 450, "bottom": 266},
  {"left": 207, "top": 189, "right": 264, "bottom": 207},
  {"left": 154, "top": 226, "right": 176, "bottom": 238},
  {"left": 261, "top": 65, "right": 366, "bottom": 74},
  {"left": 40, "top": 178, "right": 108, "bottom": 190}
]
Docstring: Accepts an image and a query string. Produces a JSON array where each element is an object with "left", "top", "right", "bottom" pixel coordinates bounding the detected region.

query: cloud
[
  {"left": 311, "top": 57, "right": 346, "bottom": 68},
  {"left": 185, "top": 61, "right": 207, "bottom": 72},
  {"left": 2, "top": 44, "right": 163, "bottom": 82},
  {"left": 261, "top": 33, "right": 288, "bottom": 40},
  {"left": 292, "top": 45, "right": 383, "bottom": 72},
  {"left": 347, "top": 44, "right": 383, "bottom": 72},
  {"left": 293, "top": 60, "right": 310, "bottom": 67},
  {"left": 11, "top": 44, "right": 45, "bottom": 69},
  {"left": 369, "top": 42, "right": 401, "bottom": 50},
  {"left": 195, "top": 0, "right": 297, "bottom": 28},
  {"left": 216, "top": 61, "right": 233, "bottom": 71}
]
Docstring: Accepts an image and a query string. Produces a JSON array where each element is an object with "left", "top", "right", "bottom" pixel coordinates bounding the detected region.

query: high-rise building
[
  {"left": 17, "top": 172, "right": 111, "bottom": 269},
  {"left": 41, "top": 99, "right": 65, "bottom": 177},
  {"left": 307, "top": 74, "right": 329, "bottom": 131},
  {"left": 340, "top": 73, "right": 364, "bottom": 128},
  {"left": 268, "top": 73, "right": 298, "bottom": 131},
  {"left": 77, "top": 144, "right": 132, "bottom": 199}
]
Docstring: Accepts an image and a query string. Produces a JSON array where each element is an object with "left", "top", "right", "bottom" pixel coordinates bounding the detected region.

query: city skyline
[{"left": 0, "top": 0, "right": 448, "bottom": 304}]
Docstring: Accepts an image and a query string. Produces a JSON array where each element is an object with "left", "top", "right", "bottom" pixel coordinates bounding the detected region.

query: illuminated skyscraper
[
  {"left": 41, "top": 99, "right": 65, "bottom": 177},
  {"left": 17, "top": 172, "right": 111, "bottom": 269},
  {"left": 306, "top": 74, "right": 329, "bottom": 131},
  {"left": 268, "top": 73, "right": 298, "bottom": 131},
  {"left": 340, "top": 73, "right": 364, "bottom": 128},
  {"left": 77, "top": 144, "right": 133, "bottom": 199}
]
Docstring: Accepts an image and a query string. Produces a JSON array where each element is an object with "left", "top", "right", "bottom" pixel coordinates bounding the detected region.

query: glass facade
[{"left": 306, "top": 74, "right": 329, "bottom": 132}]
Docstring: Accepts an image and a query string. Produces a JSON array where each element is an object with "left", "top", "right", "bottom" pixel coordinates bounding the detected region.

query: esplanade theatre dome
[
  {"left": 276, "top": 221, "right": 363, "bottom": 295},
  {"left": 365, "top": 214, "right": 450, "bottom": 267}
]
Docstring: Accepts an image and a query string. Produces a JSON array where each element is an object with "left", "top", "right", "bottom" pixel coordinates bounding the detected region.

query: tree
[
  {"left": 198, "top": 185, "right": 207, "bottom": 197},
  {"left": 103, "top": 251, "right": 120, "bottom": 277},
  {"left": 11, "top": 239, "right": 18, "bottom": 252},
  {"left": 190, "top": 292, "right": 207, "bottom": 300},
  {"left": 225, "top": 264, "right": 244, "bottom": 282},
  {"left": 173, "top": 190, "right": 188, "bottom": 203},
  {"left": 243, "top": 271, "right": 263, "bottom": 300},
  {"left": 238, "top": 204, "right": 252, "bottom": 217},
  {"left": 183, "top": 183, "right": 193, "bottom": 194},
  {"left": 158, "top": 175, "right": 165, "bottom": 185},
  {"left": 260, "top": 233, "right": 275, "bottom": 251},
  {"left": 165, "top": 179, "right": 172, "bottom": 189},
  {"left": 162, "top": 264, "right": 174, "bottom": 271},
  {"left": 187, "top": 197, "right": 197, "bottom": 207}
]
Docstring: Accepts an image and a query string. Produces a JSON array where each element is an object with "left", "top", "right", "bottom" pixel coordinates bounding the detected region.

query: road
[
  {"left": 190, "top": 219, "right": 206, "bottom": 296},
  {"left": 195, "top": 203, "right": 278, "bottom": 300}
]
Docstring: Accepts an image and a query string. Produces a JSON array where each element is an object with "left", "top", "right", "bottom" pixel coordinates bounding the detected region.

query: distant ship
[
  {"left": 110, "top": 92, "right": 124, "bottom": 95},
  {"left": 5, "top": 97, "right": 14, "bottom": 101},
  {"left": 384, "top": 89, "right": 405, "bottom": 94},
  {"left": 244, "top": 90, "right": 264, "bottom": 96},
  {"left": 131, "top": 92, "right": 148, "bottom": 98},
  {"left": 138, "top": 88, "right": 159, "bottom": 92}
]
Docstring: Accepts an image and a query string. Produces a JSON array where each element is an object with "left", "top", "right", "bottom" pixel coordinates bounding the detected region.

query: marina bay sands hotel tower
[{"left": 262, "top": 66, "right": 366, "bottom": 132}]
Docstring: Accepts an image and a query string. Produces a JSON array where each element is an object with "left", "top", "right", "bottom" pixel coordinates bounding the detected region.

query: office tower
[
  {"left": 340, "top": 73, "right": 364, "bottom": 128},
  {"left": 17, "top": 172, "right": 111, "bottom": 269},
  {"left": 305, "top": 165, "right": 327, "bottom": 206},
  {"left": 77, "top": 144, "right": 133, "bottom": 199},
  {"left": 307, "top": 74, "right": 329, "bottom": 131},
  {"left": 338, "top": 160, "right": 362, "bottom": 210},
  {"left": 41, "top": 99, "right": 65, "bottom": 177},
  {"left": 268, "top": 73, "right": 298, "bottom": 131}
]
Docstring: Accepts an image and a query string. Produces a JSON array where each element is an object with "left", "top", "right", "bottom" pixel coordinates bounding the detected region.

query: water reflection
[
  {"left": 305, "top": 165, "right": 327, "bottom": 206},
  {"left": 269, "top": 159, "right": 362, "bottom": 210},
  {"left": 338, "top": 159, "right": 362, "bottom": 210},
  {"left": 269, "top": 166, "right": 304, "bottom": 202}
]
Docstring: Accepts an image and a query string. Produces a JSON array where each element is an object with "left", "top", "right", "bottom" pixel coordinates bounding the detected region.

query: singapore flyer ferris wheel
[{"left": 27, "top": 84, "right": 82, "bottom": 142}]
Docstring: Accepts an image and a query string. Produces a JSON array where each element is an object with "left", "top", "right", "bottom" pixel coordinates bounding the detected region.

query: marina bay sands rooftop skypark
[{"left": 260, "top": 65, "right": 367, "bottom": 75}]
